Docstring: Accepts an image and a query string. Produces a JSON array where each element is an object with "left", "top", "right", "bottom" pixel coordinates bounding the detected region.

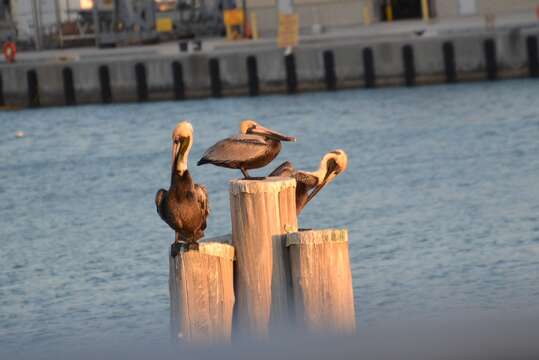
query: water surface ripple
[{"left": 1, "top": 79, "right": 539, "bottom": 351}]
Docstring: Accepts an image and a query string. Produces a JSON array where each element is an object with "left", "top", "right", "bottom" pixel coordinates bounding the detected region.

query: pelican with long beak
[
  {"left": 155, "top": 121, "right": 209, "bottom": 256},
  {"left": 269, "top": 150, "right": 348, "bottom": 215},
  {"left": 197, "top": 119, "right": 296, "bottom": 179}
]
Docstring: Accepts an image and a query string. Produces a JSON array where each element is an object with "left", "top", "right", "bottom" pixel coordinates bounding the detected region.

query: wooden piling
[
  {"left": 169, "top": 238, "right": 235, "bottom": 345},
  {"left": 229, "top": 177, "right": 298, "bottom": 338},
  {"left": 286, "top": 229, "right": 356, "bottom": 335}
]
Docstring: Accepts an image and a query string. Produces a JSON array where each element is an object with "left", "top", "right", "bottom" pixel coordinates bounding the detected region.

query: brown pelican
[
  {"left": 155, "top": 121, "right": 209, "bottom": 256},
  {"left": 197, "top": 119, "right": 296, "bottom": 178},
  {"left": 269, "top": 149, "right": 348, "bottom": 215}
]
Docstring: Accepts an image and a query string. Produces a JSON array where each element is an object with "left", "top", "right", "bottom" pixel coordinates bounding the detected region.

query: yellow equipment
[{"left": 156, "top": 17, "right": 173, "bottom": 32}]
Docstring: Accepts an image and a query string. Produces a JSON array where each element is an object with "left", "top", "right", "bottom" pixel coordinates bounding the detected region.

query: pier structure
[
  {"left": 229, "top": 177, "right": 297, "bottom": 338},
  {"left": 169, "top": 177, "right": 356, "bottom": 343},
  {"left": 169, "top": 240, "right": 235, "bottom": 344},
  {"left": 0, "top": 20, "right": 538, "bottom": 108},
  {"left": 287, "top": 229, "right": 356, "bottom": 335}
]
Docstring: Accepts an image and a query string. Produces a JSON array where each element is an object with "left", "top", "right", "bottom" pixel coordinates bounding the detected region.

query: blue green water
[{"left": 1, "top": 79, "right": 539, "bottom": 352}]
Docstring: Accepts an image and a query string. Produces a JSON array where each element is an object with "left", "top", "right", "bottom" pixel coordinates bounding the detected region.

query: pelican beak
[
  {"left": 171, "top": 140, "right": 180, "bottom": 171},
  {"left": 304, "top": 170, "right": 336, "bottom": 206},
  {"left": 252, "top": 125, "right": 296, "bottom": 142},
  {"left": 176, "top": 138, "right": 190, "bottom": 176},
  {"left": 171, "top": 139, "right": 187, "bottom": 175}
]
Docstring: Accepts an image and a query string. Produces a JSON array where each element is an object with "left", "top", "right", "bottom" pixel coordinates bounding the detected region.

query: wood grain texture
[
  {"left": 169, "top": 237, "right": 235, "bottom": 345},
  {"left": 229, "top": 177, "right": 298, "bottom": 338},
  {"left": 286, "top": 229, "right": 356, "bottom": 335}
]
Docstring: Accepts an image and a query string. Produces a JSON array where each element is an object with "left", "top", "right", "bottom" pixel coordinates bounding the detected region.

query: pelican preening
[
  {"left": 155, "top": 121, "right": 210, "bottom": 256},
  {"left": 269, "top": 150, "right": 348, "bottom": 215},
  {"left": 197, "top": 119, "right": 296, "bottom": 179}
]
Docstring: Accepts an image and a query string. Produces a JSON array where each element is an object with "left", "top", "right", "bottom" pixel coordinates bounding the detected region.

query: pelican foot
[
  {"left": 240, "top": 169, "right": 266, "bottom": 180},
  {"left": 170, "top": 242, "right": 186, "bottom": 258},
  {"left": 185, "top": 242, "right": 199, "bottom": 252}
]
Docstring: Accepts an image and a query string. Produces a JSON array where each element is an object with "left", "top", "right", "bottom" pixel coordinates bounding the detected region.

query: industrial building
[
  {"left": 0, "top": 0, "right": 537, "bottom": 48},
  {"left": 434, "top": 0, "right": 538, "bottom": 18},
  {"left": 248, "top": 0, "right": 539, "bottom": 36},
  {"left": 0, "top": 1, "right": 83, "bottom": 45}
]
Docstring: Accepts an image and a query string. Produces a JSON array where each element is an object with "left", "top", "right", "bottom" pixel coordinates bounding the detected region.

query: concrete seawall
[{"left": 1, "top": 29, "right": 538, "bottom": 108}]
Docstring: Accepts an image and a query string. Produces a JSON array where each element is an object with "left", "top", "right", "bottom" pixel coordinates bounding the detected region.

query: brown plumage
[
  {"left": 155, "top": 121, "right": 209, "bottom": 255},
  {"left": 197, "top": 119, "right": 295, "bottom": 178},
  {"left": 269, "top": 150, "right": 348, "bottom": 215}
]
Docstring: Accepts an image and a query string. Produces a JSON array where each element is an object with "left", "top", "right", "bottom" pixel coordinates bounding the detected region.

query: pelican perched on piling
[
  {"left": 269, "top": 149, "right": 348, "bottom": 215},
  {"left": 155, "top": 121, "right": 209, "bottom": 256},
  {"left": 197, "top": 119, "right": 296, "bottom": 179}
]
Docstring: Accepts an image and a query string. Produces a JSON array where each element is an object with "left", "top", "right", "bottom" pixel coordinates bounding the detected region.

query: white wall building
[
  {"left": 247, "top": 0, "right": 539, "bottom": 37},
  {"left": 435, "top": 0, "right": 538, "bottom": 17},
  {"left": 10, "top": 0, "right": 81, "bottom": 42}
]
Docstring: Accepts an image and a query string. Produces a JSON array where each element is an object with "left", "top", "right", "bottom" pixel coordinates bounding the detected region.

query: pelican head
[
  {"left": 320, "top": 149, "right": 348, "bottom": 184},
  {"left": 171, "top": 121, "right": 194, "bottom": 176},
  {"left": 304, "top": 149, "right": 348, "bottom": 205},
  {"left": 240, "top": 119, "right": 296, "bottom": 142}
]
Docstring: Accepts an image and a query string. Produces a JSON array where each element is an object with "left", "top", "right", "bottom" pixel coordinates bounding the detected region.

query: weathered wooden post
[
  {"left": 286, "top": 228, "right": 356, "bottom": 335},
  {"left": 229, "top": 177, "right": 298, "bottom": 338},
  {"left": 169, "top": 238, "right": 235, "bottom": 345}
]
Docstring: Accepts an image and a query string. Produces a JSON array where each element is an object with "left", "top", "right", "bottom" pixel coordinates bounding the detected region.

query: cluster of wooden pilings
[{"left": 168, "top": 177, "right": 355, "bottom": 345}]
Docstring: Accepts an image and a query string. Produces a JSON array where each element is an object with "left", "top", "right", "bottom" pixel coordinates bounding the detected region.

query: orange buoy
[
  {"left": 3, "top": 41, "right": 16, "bottom": 63},
  {"left": 244, "top": 20, "right": 252, "bottom": 39}
]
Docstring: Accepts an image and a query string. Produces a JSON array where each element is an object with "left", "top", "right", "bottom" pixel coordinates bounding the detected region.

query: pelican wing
[
  {"left": 198, "top": 134, "right": 268, "bottom": 167},
  {"left": 269, "top": 161, "right": 296, "bottom": 177},
  {"left": 294, "top": 171, "right": 320, "bottom": 216},
  {"left": 295, "top": 171, "right": 320, "bottom": 187},
  {"left": 155, "top": 188, "right": 183, "bottom": 231},
  {"left": 194, "top": 183, "right": 209, "bottom": 240},
  {"left": 269, "top": 162, "right": 319, "bottom": 187},
  {"left": 155, "top": 189, "right": 167, "bottom": 219},
  {"left": 195, "top": 184, "right": 209, "bottom": 226}
]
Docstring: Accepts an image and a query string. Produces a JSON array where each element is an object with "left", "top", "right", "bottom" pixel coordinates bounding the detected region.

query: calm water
[{"left": 1, "top": 79, "right": 539, "bottom": 352}]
